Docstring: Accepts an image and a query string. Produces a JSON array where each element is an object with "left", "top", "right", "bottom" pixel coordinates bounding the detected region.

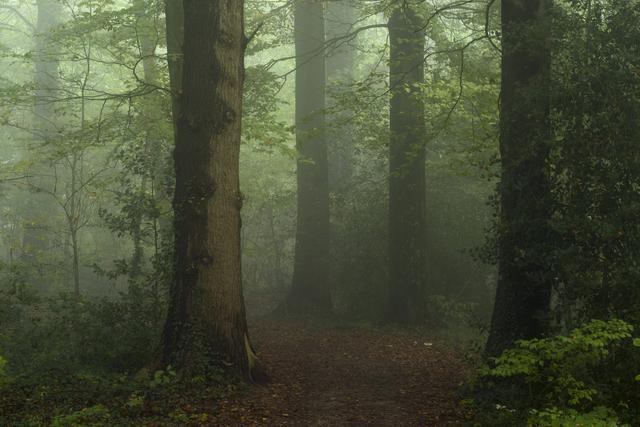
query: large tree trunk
[
  {"left": 486, "top": 0, "right": 552, "bottom": 357},
  {"left": 286, "top": 0, "right": 331, "bottom": 314},
  {"left": 157, "top": 0, "right": 265, "bottom": 382},
  {"left": 387, "top": 4, "right": 428, "bottom": 325}
]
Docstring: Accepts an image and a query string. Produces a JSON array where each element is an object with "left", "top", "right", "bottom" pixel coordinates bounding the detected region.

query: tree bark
[
  {"left": 387, "top": 4, "right": 428, "bottom": 325},
  {"left": 157, "top": 0, "right": 265, "bottom": 382},
  {"left": 486, "top": 0, "right": 553, "bottom": 357},
  {"left": 286, "top": 0, "right": 331, "bottom": 314}
]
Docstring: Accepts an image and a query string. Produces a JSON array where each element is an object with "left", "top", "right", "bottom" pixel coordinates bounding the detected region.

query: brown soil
[{"left": 211, "top": 320, "right": 471, "bottom": 426}]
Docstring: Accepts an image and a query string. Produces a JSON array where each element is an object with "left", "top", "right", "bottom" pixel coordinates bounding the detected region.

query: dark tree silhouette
[
  {"left": 286, "top": 0, "right": 331, "bottom": 314},
  {"left": 387, "top": 3, "right": 428, "bottom": 325},
  {"left": 486, "top": 0, "right": 553, "bottom": 356}
]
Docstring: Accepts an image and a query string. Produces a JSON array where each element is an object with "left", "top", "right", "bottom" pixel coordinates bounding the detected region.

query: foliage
[
  {"left": 474, "top": 320, "right": 640, "bottom": 425},
  {"left": 529, "top": 406, "right": 622, "bottom": 427},
  {"left": 427, "top": 295, "right": 478, "bottom": 328},
  {"left": 149, "top": 366, "right": 177, "bottom": 388},
  {"left": 51, "top": 404, "right": 112, "bottom": 427},
  {"left": 0, "top": 353, "right": 7, "bottom": 387},
  {"left": 0, "top": 368, "right": 233, "bottom": 426},
  {"left": 548, "top": 0, "right": 640, "bottom": 327},
  {"left": 0, "top": 293, "right": 161, "bottom": 374},
  {"left": 635, "top": 338, "right": 640, "bottom": 382}
]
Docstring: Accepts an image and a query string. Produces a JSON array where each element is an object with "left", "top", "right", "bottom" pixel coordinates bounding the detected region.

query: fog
[{"left": 0, "top": 1, "right": 638, "bottom": 426}]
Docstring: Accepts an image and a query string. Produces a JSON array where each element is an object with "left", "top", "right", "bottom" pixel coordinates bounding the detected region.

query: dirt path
[{"left": 211, "top": 321, "right": 471, "bottom": 426}]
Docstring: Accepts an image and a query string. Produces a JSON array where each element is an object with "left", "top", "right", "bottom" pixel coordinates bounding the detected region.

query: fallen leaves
[{"left": 211, "top": 320, "right": 472, "bottom": 426}]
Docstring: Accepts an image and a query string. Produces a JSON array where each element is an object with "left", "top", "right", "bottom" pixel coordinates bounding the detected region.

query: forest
[{"left": 0, "top": 0, "right": 639, "bottom": 425}]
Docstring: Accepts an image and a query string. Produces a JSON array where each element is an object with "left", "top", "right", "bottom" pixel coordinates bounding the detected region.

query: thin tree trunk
[
  {"left": 129, "top": 0, "right": 161, "bottom": 288},
  {"left": 486, "top": 0, "right": 553, "bottom": 356},
  {"left": 387, "top": 3, "right": 428, "bottom": 325},
  {"left": 71, "top": 228, "right": 80, "bottom": 296},
  {"left": 286, "top": 0, "right": 331, "bottom": 314},
  {"left": 165, "top": 0, "right": 183, "bottom": 135},
  {"left": 157, "top": 0, "right": 265, "bottom": 382},
  {"left": 69, "top": 154, "right": 81, "bottom": 296}
]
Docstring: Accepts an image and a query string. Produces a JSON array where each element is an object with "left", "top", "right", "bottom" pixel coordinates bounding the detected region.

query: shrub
[
  {"left": 529, "top": 406, "right": 621, "bottom": 427},
  {"left": 0, "top": 292, "right": 161, "bottom": 374},
  {"left": 474, "top": 319, "right": 640, "bottom": 426},
  {"left": 0, "top": 354, "right": 7, "bottom": 386},
  {"left": 635, "top": 338, "right": 640, "bottom": 382},
  {"left": 51, "top": 404, "right": 111, "bottom": 427}
]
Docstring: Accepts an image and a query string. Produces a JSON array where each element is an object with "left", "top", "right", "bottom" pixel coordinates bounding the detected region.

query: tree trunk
[
  {"left": 21, "top": 0, "right": 61, "bottom": 269},
  {"left": 326, "top": 0, "right": 356, "bottom": 189},
  {"left": 387, "top": 4, "right": 428, "bottom": 325},
  {"left": 71, "top": 227, "right": 80, "bottom": 296},
  {"left": 69, "top": 153, "right": 81, "bottom": 296},
  {"left": 157, "top": 0, "right": 265, "bottom": 382},
  {"left": 286, "top": 0, "right": 331, "bottom": 314},
  {"left": 34, "top": 0, "right": 61, "bottom": 136},
  {"left": 129, "top": 0, "right": 162, "bottom": 288},
  {"left": 486, "top": 0, "right": 552, "bottom": 357}
]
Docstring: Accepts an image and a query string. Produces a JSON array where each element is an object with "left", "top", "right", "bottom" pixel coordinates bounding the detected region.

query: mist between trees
[{"left": 0, "top": 0, "right": 639, "bottom": 426}]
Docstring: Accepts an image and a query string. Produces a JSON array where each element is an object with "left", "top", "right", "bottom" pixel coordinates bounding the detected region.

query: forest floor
[
  {"left": 0, "top": 318, "right": 474, "bottom": 426},
  {"left": 211, "top": 319, "right": 473, "bottom": 426}
]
